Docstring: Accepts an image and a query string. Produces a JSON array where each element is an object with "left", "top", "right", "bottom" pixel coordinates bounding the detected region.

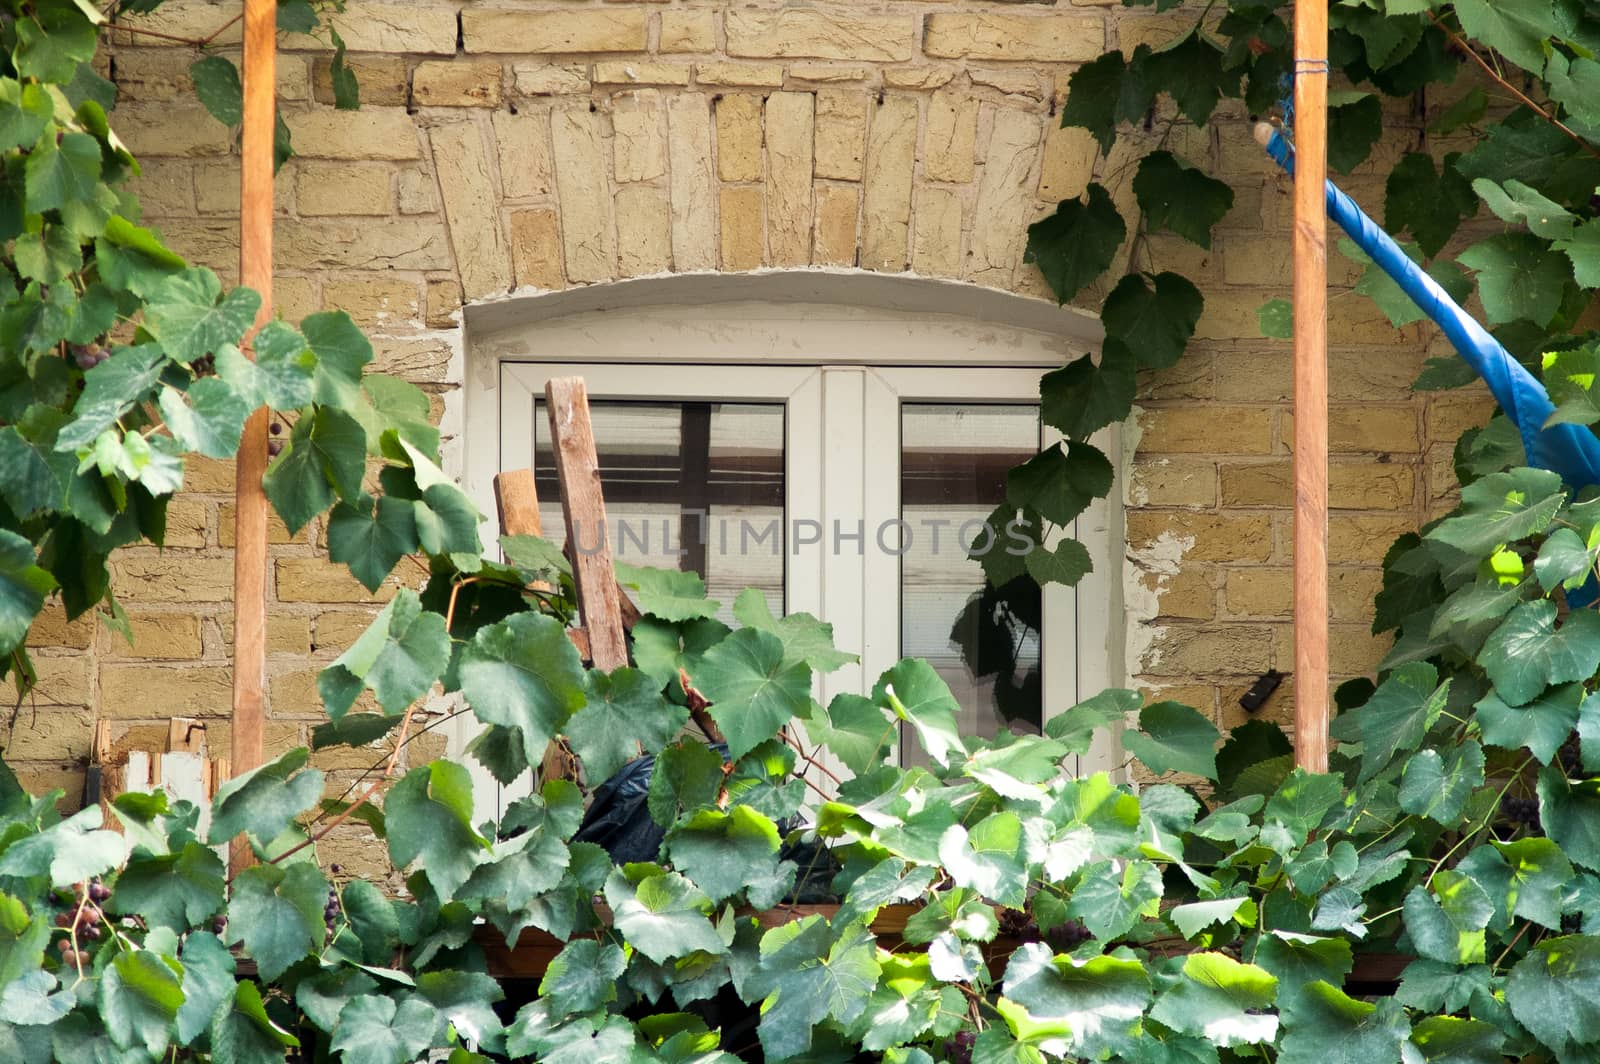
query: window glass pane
[
  {"left": 901, "top": 403, "right": 1042, "bottom": 750},
  {"left": 532, "top": 400, "right": 785, "bottom": 620}
]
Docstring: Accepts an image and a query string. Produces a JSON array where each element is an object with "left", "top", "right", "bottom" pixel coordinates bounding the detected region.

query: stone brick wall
[{"left": 9, "top": 0, "right": 1495, "bottom": 822}]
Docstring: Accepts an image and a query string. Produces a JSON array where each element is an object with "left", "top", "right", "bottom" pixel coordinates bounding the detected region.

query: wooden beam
[
  {"left": 230, "top": 0, "right": 277, "bottom": 871},
  {"left": 494, "top": 469, "right": 543, "bottom": 537},
  {"left": 1293, "top": 0, "right": 1330, "bottom": 773},
  {"left": 545, "top": 378, "right": 630, "bottom": 671}
]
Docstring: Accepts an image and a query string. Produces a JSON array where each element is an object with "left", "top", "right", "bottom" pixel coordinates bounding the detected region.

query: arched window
[{"left": 456, "top": 272, "right": 1124, "bottom": 796}]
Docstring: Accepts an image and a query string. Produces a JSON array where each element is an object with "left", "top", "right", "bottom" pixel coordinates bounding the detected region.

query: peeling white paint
[{"left": 1123, "top": 528, "right": 1194, "bottom": 681}]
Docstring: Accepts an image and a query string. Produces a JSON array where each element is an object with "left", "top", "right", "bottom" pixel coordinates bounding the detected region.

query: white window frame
[{"left": 457, "top": 274, "right": 1126, "bottom": 804}]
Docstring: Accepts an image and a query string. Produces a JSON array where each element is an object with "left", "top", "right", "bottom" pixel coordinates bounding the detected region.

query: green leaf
[
  {"left": 458, "top": 611, "right": 587, "bottom": 767},
  {"left": 340, "top": 879, "right": 401, "bottom": 965},
  {"left": 1279, "top": 983, "right": 1411, "bottom": 1064},
  {"left": 695, "top": 627, "right": 812, "bottom": 761},
  {"left": 1475, "top": 681, "right": 1583, "bottom": 762},
  {"left": 277, "top": 0, "right": 319, "bottom": 33},
  {"left": 0, "top": 532, "right": 52, "bottom": 657},
  {"left": 1149, "top": 952, "right": 1278, "bottom": 1047},
  {"left": 329, "top": 29, "right": 361, "bottom": 110},
  {"left": 24, "top": 132, "right": 102, "bottom": 217},
  {"left": 1000, "top": 943, "right": 1150, "bottom": 1059},
  {"left": 329, "top": 994, "right": 439, "bottom": 1064},
  {"left": 189, "top": 55, "right": 243, "bottom": 126},
  {"left": 1344, "top": 239, "right": 1473, "bottom": 328},
  {"left": 1145, "top": 30, "right": 1236, "bottom": 124},
  {"left": 1101, "top": 271, "right": 1203, "bottom": 369},
  {"left": 417, "top": 970, "right": 503, "bottom": 1052},
  {"left": 220, "top": 323, "right": 316, "bottom": 411},
  {"left": 1538, "top": 768, "right": 1600, "bottom": 871},
  {"left": 1395, "top": 959, "right": 1491, "bottom": 1014},
  {"left": 567, "top": 667, "right": 687, "bottom": 785},
  {"left": 174, "top": 931, "right": 235, "bottom": 1045},
  {"left": 159, "top": 378, "right": 253, "bottom": 460},
  {"left": 1121, "top": 701, "right": 1218, "bottom": 778},
  {"left": 875, "top": 658, "right": 962, "bottom": 766},
  {"left": 1399, "top": 741, "right": 1484, "bottom": 825},
  {"left": 1132, "top": 151, "right": 1233, "bottom": 249},
  {"left": 208, "top": 746, "right": 323, "bottom": 847},
  {"left": 648, "top": 741, "right": 725, "bottom": 827},
  {"left": 211, "top": 980, "right": 301, "bottom": 1064},
  {"left": 1480, "top": 601, "right": 1600, "bottom": 707},
  {"left": 1045, "top": 687, "right": 1138, "bottom": 754},
  {"left": 752, "top": 918, "right": 881, "bottom": 1060},
  {"left": 57, "top": 344, "right": 167, "bottom": 452},
  {"left": 1255, "top": 932, "right": 1353, "bottom": 1010},
  {"left": 1473, "top": 178, "right": 1576, "bottom": 240},
  {"left": 14, "top": 9, "right": 97, "bottom": 84},
  {"left": 1492, "top": 837, "right": 1574, "bottom": 929},
  {"left": 318, "top": 590, "right": 450, "bottom": 718},
  {"left": 1058, "top": 51, "right": 1127, "bottom": 155},
  {"left": 1330, "top": 662, "right": 1448, "bottom": 779},
  {"left": 224, "top": 862, "right": 328, "bottom": 982},
  {"left": 1066, "top": 860, "right": 1163, "bottom": 941},
  {"left": 1404, "top": 873, "right": 1492, "bottom": 965},
  {"left": 1024, "top": 537, "right": 1093, "bottom": 587},
  {"left": 327, "top": 495, "right": 419, "bottom": 593},
  {"left": 0, "top": 894, "right": 48, "bottom": 1000},
  {"left": 1535, "top": 527, "right": 1594, "bottom": 591},
  {"left": 1408, "top": 1015, "right": 1504, "bottom": 1064},
  {"left": 1506, "top": 935, "right": 1600, "bottom": 1057},
  {"left": 304, "top": 311, "right": 374, "bottom": 405},
  {"left": 1458, "top": 234, "right": 1570, "bottom": 327},
  {"left": 263, "top": 405, "right": 367, "bottom": 534},
  {"left": 731, "top": 588, "right": 854, "bottom": 673},
  {"left": 605, "top": 868, "right": 725, "bottom": 964},
  {"left": 938, "top": 812, "right": 1029, "bottom": 907},
  {"left": 1386, "top": 153, "right": 1477, "bottom": 258},
  {"left": 1040, "top": 338, "right": 1136, "bottom": 441},
  {"left": 615, "top": 563, "right": 721, "bottom": 621},
  {"left": 1169, "top": 896, "right": 1254, "bottom": 939},
  {"left": 1024, "top": 184, "right": 1125, "bottom": 305},
  {"left": 144, "top": 268, "right": 261, "bottom": 366},
  {"left": 666, "top": 805, "right": 781, "bottom": 903},
  {"left": 0, "top": 81, "right": 51, "bottom": 152},
  {"left": 1264, "top": 768, "right": 1346, "bottom": 839},
  {"left": 1555, "top": 218, "right": 1600, "bottom": 287},
  {"left": 1428, "top": 468, "right": 1564, "bottom": 557},
  {"left": 100, "top": 950, "right": 184, "bottom": 1057},
  {"left": 385, "top": 760, "right": 490, "bottom": 901},
  {"left": 111, "top": 842, "right": 225, "bottom": 932},
  {"left": 15, "top": 227, "right": 82, "bottom": 284},
  {"left": 1006, "top": 443, "right": 1111, "bottom": 528},
  {"left": 808, "top": 694, "right": 892, "bottom": 774},
  {"left": 540, "top": 939, "right": 625, "bottom": 1015},
  {"left": 1453, "top": 0, "right": 1552, "bottom": 72},
  {"left": 1258, "top": 297, "right": 1294, "bottom": 339},
  {"left": 1328, "top": 93, "right": 1383, "bottom": 174}
]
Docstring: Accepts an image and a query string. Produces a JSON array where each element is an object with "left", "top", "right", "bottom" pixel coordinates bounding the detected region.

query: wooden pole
[
  {"left": 1292, "top": 0, "right": 1330, "bottom": 773},
  {"left": 230, "top": 0, "right": 276, "bottom": 870}
]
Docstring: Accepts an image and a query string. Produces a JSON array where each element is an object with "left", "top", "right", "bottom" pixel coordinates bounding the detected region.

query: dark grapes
[
  {"left": 269, "top": 421, "right": 283, "bottom": 436},
  {"left": 1044, "top": 918, "right": 1091, "bottom": 952},
  {"left": 943, "top": 1030, "right": 976, "bottom": 1064},
  {"left": 324, "top": 889, "right": 341, "bottom": 935},
  {"left": 68, "top": 343, "right": 108, "bottom": 370},
  {"left": 88, "top": 881, "right": 111, "bottom": 904},
  {"left": 267, "top": 438, "right": 284, "bottom": 457},
  {"left": 998, "top": 908, "right": 1038, "bottom": 943},
  {"left": 1560, "top": 737, "right": 1582, "bottom": 774},
  {"left": 1501, "top": 795, "right": 1542, "bottom": 830}
]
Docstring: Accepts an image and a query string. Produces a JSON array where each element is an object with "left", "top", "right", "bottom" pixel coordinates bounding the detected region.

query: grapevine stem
[
  {"left": 1428, "top": 13, "right": 1600, "bottom": 161},
  {"left": 1494, "top": 920, "right": 1532, "bottom": 968}
]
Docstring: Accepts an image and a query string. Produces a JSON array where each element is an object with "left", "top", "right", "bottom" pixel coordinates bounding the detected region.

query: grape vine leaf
[
  {"left": 732, "top": 588, "right": 854, "bottom": 673},
  {"left": 615, "top": 564, "right": 721, "bottom": 622},
  {"left": 875, "top": 658, "right": 962, "bottom": 767},
  {"left": 540, "top": 940, "right": 625, "bottom": 1015},
  {"left": 1149, "top": 952, "right": 1279, "bottom": 1047},
  {"left": 566, "top": 666, "right": 687, "bottom": 786},
  {"left": 1458, "top": 234, "right": 1571, "bottom": 327},
  {"left": 329, "top": 994, "right": 439, "bottom": 1064},
  {"left": 1000, "top": 943, "right": 1150, "bottom": 1058},
  {"left": 189, "top": 55, "right": 243, "bottom": 127},
  {"left": 1328, "top": 93, "right": 1383, "bottom": 174},
  {"left": 1121, "top": 701, "right": 1219, "bottom": 779},
  {"left": 1278, "top": 982, "right": 1411, "bottom": 1064},
  {"left": 0, "top": 81, "right": 51, "bottom": 153},
  {"left": 1040, "top": 339, "right": 1137, "bottom": 442},
  {"left": 319, "top": 589, "right": 451, "bottom": 718},
  {"left": 206, "top": 746, "right": 324, "bottom": 848},
  {"left": 158, "top": 378, "right": 253, "bottom": 460},
  {"left": 99, "top": 949, "right": 184, "bottom": 1057},
  {"left": 385, "top": 760, "right": 491, "bottom": 901},
  {"left": 1403, "top": 874, "right": 1492, "bottom": 965},
  {"left": 1066, "top": 860, "right": 1164, "bottom": 941},
  {"left": 0, "top": 532, "right": 52, "bottom": 657},
  {"left": 1453, "top": 0, "right": 1554, "bottom": 73},
  {"left": 1144, "top": 30, "right": 1237, "bottom": 125},
  {"left": 326, "top": 495, "right": 419, "bottom": 593},
  {"left": 143, "top": 268, "right": 260, "bottom": 367},
  {"left": 458, "top": 611, "right": 588, "bottom": 767},
  {"left": 1426, "top": 467, "right": 1565, "bottom": 557},
  {"left": 1399, "top": 740, "right": 1484, "bottom": 825},
  {"left": 1327, "top": 662, "right": 1448, "bottom": 780},
  {"left": 174, "top": 931, "right": 236, "bottom": 1045},
  {"left": 211, "top": 980, "right": 301, "bottom": 1064},
  {"left": 666, "top": 806, "right": 782, "bottom": 903},
  {"left": 1407, "top": 1015, "right": 1504, "bottom": 1064},
  {"left": 1479, "top": 602, "right": 1600, "bottom": 707},
  {"left": 1006, "top": 443, "right": 1113, "bottom": 527},
  {"left": 224, "top": 862, "right": 328, "bottom": 982},
  {"left": 1506, "top": 935, "right": 1600, "bottom": 1058},
  {"left": 1475, "top": 682, "right": 1583, "bottom": 763},
  {"left": 1472, "top": 178, "right": 1577, "bottom": 240},
  {"left": 111, "top": 842, "right": 225, "bottom": 932},
  {"left": 1059, "top": 51, "right": 1128, "bottom": 154},
  {"left": 1101, "top": 271, "right": 1203, "bottom": 369},
  {"left": 1385, "top": 152, "right": 1477, "bottom": 258},
  {"left": 55, "top": 343, "right": 166, "bottom": 451},
  {"left": 604, "top": 868, "right": 725, "bottom": 965},
  {"left": 304, "top": 311, "right": 374, "bottom": 407},
  {"left": 938, "top": 813, "right": 1029, "bottom": 907},
  {"left": 220, "top": 322, "right": 315, "bottom": 410},
  {"left": 1132, "top": 151, "right": 1234, "bottom": 249},
  {"left": 263, "top": 405, "right": 368, "bottom": 534},
  {"left": 752, "top": 918, "right": 881, "bottom": 1061},
  {"left": 1024, "top": 184, "right": 1125, "bottom": 305},
  {"left": 695, "top": 627, "right": 813, "bottom": 761}
]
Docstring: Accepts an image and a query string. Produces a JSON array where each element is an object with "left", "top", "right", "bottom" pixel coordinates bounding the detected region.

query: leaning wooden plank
[{"left": 544, "top": 378, "right": 629, "bottom": 671}]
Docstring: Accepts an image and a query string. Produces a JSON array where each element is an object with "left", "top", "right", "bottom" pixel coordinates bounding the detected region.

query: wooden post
[
  {"left": 230, "top": 0, "right": 277, "bottom": 870},
  {"left": 1293, "top": 0, "right": 1330, "bottom": 773},
  {"left": 545, "top": 378, "right": 630, "bottom": 672}
]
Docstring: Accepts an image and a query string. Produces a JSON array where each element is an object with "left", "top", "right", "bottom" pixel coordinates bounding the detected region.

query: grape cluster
[
  {"left": 1501, "top": 795, "right": 1542, "bottom": 830},
  {"left": 997, "top": 908, "right": 1092, "bottom": 953},
  {"left": 68, "top": 343, "right": 108, "bottom": 370},
  {"left": 1560, "top": 737, "right": 1582, "bottom": 775},
  {"left": 323, "top": 888, "right": 342, "bottom": 935},
  {"left": 1044, "top": 918, "right": 1092, "bottom": 953},
  {"left": 53, "top": 880, "right": 111, "bottom": 967},
  {"left": 943, "top": 1030, "right": 976, "bottom": 1064},
  {"left": 997, "top": 907, "right": 1037, "bottom": 942},
  {"left": 192, "top": 352, "right": 217, "bottom": 377}
]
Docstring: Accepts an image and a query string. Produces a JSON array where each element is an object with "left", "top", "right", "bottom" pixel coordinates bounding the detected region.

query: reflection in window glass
[
  {"left": 531, "top": 400, "right": 785, "bottom": 619},
  {"left": 901, "top": 404, "right": 1042, "bottom": 752}
]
